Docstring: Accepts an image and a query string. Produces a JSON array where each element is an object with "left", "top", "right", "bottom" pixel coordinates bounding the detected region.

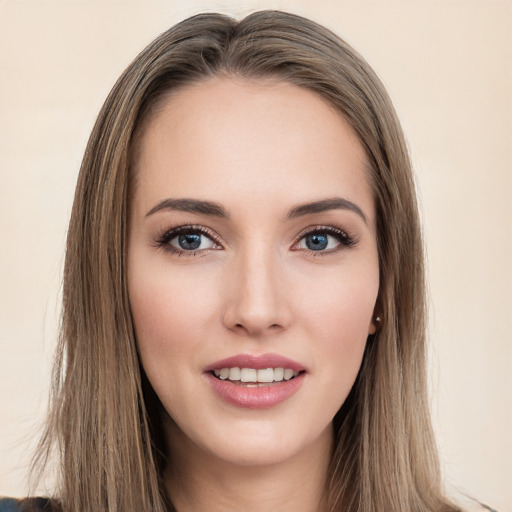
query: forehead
[{"left": 132, "top": 77, "right": 374, "bottom": 222}]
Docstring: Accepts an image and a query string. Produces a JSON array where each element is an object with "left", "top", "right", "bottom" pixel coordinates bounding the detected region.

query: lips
[
  {"left": 205, "top": 353, "right": 305, "bottom": 372},
  {"left": 204, "top": 353, "right": 306, "bottom": 409}
]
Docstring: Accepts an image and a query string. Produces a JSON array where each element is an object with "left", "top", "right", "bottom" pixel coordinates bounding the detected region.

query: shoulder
[
  {"left": 0, "top": 498, "right": 60, "bottom": 512},
  {"left": 449, "top": 489, "right": 499, "bottom": 512},
  {"left": 457, "top": 499, "right": 498, "bottom": 512},
  {"left": 477, "top": 506, "right": 498, "bottom": 512}
]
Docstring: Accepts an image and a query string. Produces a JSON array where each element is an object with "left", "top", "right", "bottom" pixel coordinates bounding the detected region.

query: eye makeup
[
  {"left": 152, "top": 224, "right": 223, "bottom": 257},
  {"left": 291, "top": 224, "right": 358, "bottom": 256},
  {"left": 152, "top": 222, "right": 358, "bottom": 258}
]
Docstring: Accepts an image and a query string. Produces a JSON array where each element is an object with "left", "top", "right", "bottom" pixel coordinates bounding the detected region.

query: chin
[{"left": 168, "top": 412, "right": 334, "bottom": 470}]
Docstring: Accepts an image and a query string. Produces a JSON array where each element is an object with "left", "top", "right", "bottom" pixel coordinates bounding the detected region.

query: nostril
[{"left": 233, "top": 322, "right": 282, "bottom": 333}]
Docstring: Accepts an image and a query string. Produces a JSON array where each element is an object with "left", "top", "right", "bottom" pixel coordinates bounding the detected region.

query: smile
[
  {"left": 205, "top": 354, "right": 307, "bottom": 409},
  {"left": 212, "top": 367, "right": 300, "bottom": 383}
]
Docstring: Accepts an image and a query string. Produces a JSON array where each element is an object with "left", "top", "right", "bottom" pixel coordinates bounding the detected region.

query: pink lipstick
[{"left": 204, "top": 353, "right": 306, "bottom": 409}]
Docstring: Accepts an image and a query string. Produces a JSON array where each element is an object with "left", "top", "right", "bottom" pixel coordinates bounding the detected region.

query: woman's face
[{"left": 128, "top": 78, "right": 379, "bottom": 468}]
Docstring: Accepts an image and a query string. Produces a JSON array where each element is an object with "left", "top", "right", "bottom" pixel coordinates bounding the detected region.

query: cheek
[
  {"left": 128, "top": 263, "right": 224, "bottom": 424},
  {"left": 296, "top": 263, "right": 379, "bottom": 342},
  {"left": 293, "top": 262, "right": 378, "bottom": 401},
  {"left": 128, "top": 261, "right": 220, "bottom": 371}
]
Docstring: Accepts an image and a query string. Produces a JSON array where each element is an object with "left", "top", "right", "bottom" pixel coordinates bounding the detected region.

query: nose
[{"left": 222, "top": 247, "right": 291, "bottom": 337}]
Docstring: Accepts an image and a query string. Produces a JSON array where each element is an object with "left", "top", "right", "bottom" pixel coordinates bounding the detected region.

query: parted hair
[{"left": 32, "top": 10, "right": 459, "bottom": 512}]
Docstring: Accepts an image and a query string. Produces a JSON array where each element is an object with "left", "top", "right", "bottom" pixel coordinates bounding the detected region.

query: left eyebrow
[{"left": 286, "top": 197, "right": 368, "bottom": 224}]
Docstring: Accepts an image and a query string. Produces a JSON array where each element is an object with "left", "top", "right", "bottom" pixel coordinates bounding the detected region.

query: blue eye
[
  {"left": 169, "top": 231, "right": 217, "bottom": 251},
  {"left": 296, "top": 227, "right": 355, "bottom": 253},
  {"left": 305, "top": 233, "right": 329, "bottom": 251},
  {"left": 175, "top": 233, "right": 202, "bottom": 250},
  {"left": 155, "top": 225, "right": 220, "bottom": 255}
]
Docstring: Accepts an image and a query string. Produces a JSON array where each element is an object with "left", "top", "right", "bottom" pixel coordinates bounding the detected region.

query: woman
[{"left": 0, "top": 10, "right": 497, "bottom": 512}]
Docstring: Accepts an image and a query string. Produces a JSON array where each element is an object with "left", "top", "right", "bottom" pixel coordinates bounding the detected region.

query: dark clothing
[
  {"left": 0, "top": 498, "right": 59, "bottom": 512},
  {"left": 0, "top": 496, "right": 499, "bottom": 511}
]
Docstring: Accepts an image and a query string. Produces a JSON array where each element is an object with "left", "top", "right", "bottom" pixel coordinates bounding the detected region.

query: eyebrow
[
  {"left": 286, "top": 197, "right": 367, "bottom": 223},
  {"left": 146, "top": 198, "right": 229, "bottom": 218},
  {"left": 146, "top": 196, "right": 367, "bottom": 223}
]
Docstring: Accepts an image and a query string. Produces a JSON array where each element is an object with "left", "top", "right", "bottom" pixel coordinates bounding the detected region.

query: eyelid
[
  {"left": 153, "top": 223, "right": 358, "bottom": 257},
  {"left": 153, "top": 224, "right": 223, "bottom": 256},
  {"left": 291, "top": 224, "right": 357, "bottom": 253}
]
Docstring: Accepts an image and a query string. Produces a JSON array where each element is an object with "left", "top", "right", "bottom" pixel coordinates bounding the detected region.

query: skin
[{"left": 128, "top": 77, "right": 380, "bottom": 512}]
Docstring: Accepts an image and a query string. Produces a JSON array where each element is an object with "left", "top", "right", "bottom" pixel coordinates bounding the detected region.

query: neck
[{"left": 163, "top": 420, "right": 333, "bottom": 512}]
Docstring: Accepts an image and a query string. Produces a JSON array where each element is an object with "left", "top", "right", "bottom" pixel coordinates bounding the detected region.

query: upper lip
[{"left": 204, "top": 353, "right": 306, "bottom": 373}]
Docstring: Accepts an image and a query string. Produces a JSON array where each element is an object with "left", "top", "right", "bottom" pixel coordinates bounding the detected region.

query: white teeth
[
  {"left": 213, "top": 367, "right": 300, "bottom": 383},
  {"left": 228, "top": 367, "right": 241, "bottom": 381},
  {"left": 257, "top": 368, "right": 274, "bottom": 383},
  {"left": 240, "top": 368, "right": 257, "bottom": 382},
  {"left": 274, "top": 367, "right": 284, "bottom": 381}
]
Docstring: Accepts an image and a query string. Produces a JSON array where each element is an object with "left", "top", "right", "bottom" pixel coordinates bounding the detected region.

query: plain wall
[{"left": 0, "top": 1, "right": 510, "bottom": 509}]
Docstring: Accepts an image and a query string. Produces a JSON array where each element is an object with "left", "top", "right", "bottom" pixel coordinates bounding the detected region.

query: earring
[{"left": 375, "top": 316, "right": 381, "bottom": 323}]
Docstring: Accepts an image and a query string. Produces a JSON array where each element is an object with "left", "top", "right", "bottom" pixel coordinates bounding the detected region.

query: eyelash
[
  {"left": 293, "top": 225, "right": 357, "bottom": 256},
  {"left": 153, "top": 224, "right": 222, "bottom": 257},
  {"left": 153, "top": 224, "right": 357, "bottom": 257}
]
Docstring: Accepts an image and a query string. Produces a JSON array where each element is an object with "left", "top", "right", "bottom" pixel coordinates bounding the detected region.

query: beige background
[{"left": 0, "top": 0, "right": 511, "bottom": 509}]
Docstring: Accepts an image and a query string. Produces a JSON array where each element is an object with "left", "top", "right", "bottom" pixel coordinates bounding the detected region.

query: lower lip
[{"left": 205, "top": 372, "right": 305, "bottom": 409}]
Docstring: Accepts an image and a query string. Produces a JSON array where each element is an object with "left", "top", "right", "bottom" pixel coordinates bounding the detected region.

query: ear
[
  {"left": 369, "top": 296, "right": 382, "bottom": 335},
  {"left": 368, "top": 310, "right": 382, "bottom": 335}
]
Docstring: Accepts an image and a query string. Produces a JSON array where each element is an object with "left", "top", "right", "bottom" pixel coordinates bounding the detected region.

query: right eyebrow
[{"left": 146, "top": 198, "right": 229, "bottom": 218}]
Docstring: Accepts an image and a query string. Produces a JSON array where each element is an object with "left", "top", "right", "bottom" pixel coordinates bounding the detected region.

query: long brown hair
[{"left": 33, "top": 10, "right": 458, "bottom": 512}]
